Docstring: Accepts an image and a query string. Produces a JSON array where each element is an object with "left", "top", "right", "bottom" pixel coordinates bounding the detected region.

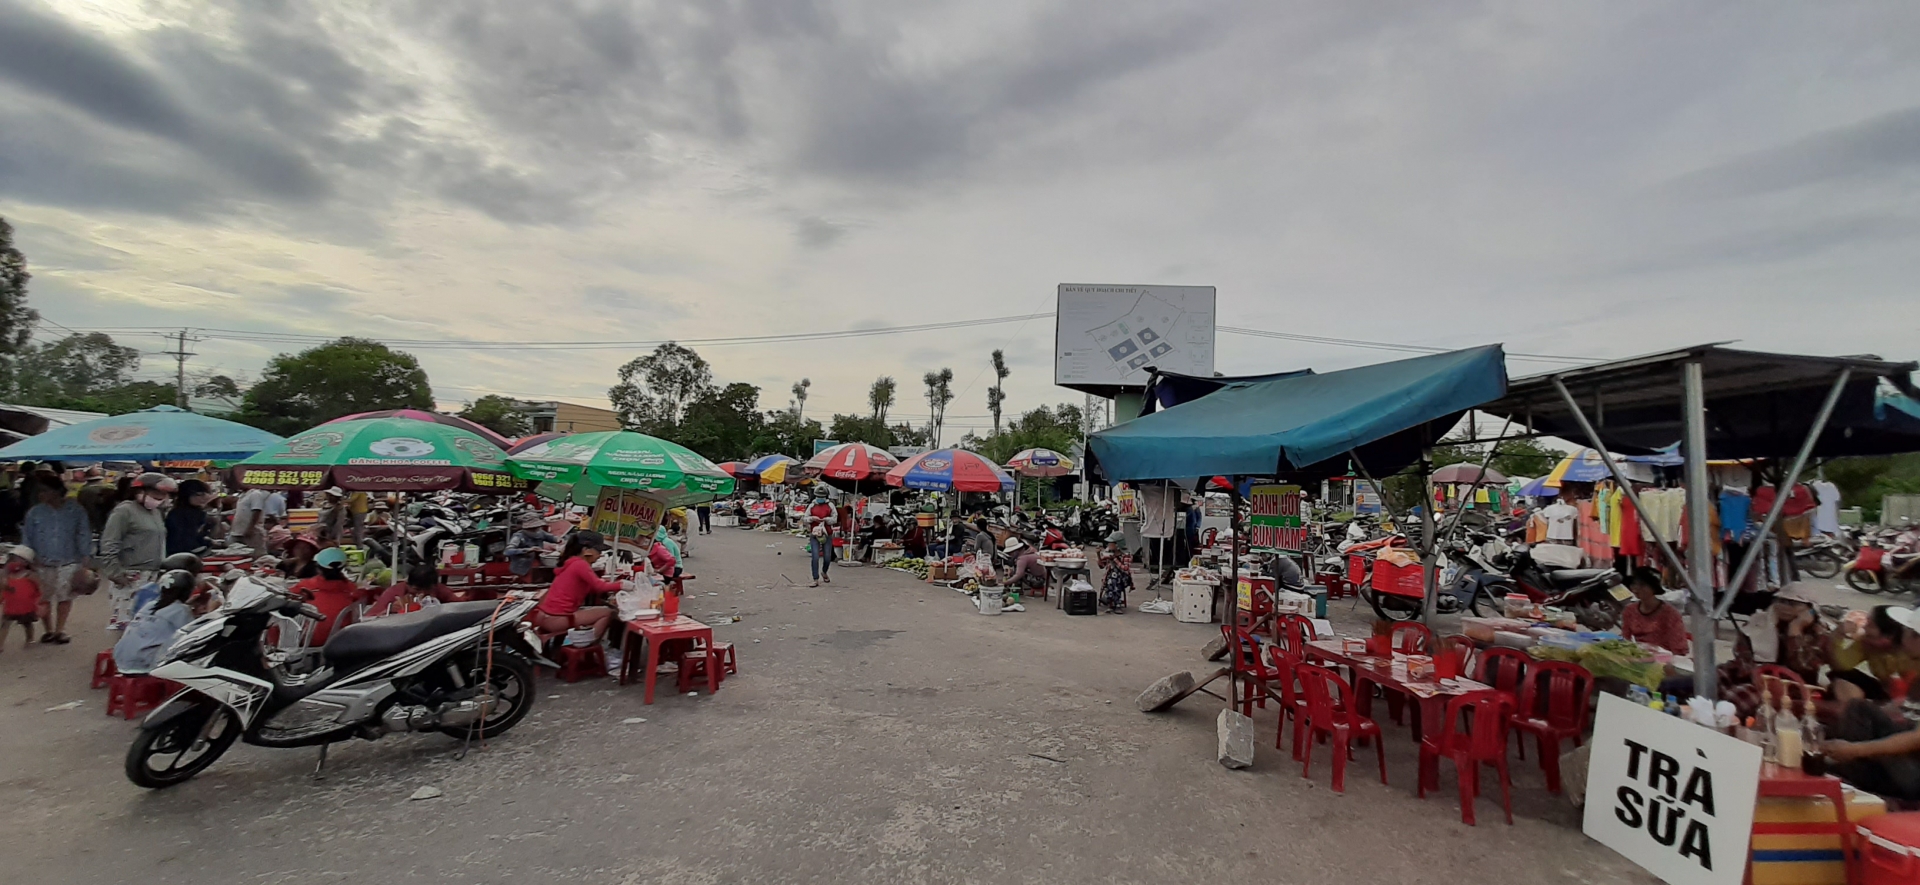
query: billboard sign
[{"left": 1055, "top": 284, "right": 1216, "bottom": 392}]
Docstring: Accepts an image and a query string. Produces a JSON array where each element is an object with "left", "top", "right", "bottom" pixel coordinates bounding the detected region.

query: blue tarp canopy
[
  {"left": 1089, "top": 345, "right": 1509, "bottom": 482},
  {"left": 0, "top": 405, "right": 283, "bottom": 462}
]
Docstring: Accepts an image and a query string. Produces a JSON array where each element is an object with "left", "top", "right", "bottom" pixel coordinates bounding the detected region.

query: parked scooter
[
  {"left": 125, "top": 575, "right": 549, "bottom": 788},
  {"left": 1844, "top": 527, "right": 1920, "bottom": 595}
]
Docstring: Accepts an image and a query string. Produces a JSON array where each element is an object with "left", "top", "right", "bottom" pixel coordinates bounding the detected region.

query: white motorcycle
[{"left": 126, "top": 575, "right": 551, "bottom": 789}]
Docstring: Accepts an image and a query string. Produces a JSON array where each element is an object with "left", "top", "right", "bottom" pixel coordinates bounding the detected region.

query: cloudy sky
[{"left": 4, "top": 0, "right": 1918, "bottom": 435}]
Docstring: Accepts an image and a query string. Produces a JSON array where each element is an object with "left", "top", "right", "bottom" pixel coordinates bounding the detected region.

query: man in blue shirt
[{"left": 21, "top": 474, "right": 92, "bottom": 644}]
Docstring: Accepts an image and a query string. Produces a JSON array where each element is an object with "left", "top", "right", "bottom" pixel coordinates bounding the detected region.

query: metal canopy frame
[{"left": 1461, "top": 345, "right": 1918, "bottom": 698}]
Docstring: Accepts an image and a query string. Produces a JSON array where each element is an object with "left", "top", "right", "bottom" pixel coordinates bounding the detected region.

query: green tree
[
  {"left": 987, "top": 349, "right": 1009, "bottom": 437},
  {"left": 16, "top": 332, "right": 141, "bottom": 403},
  {"left": 1826, "top": 454, "right": 1920, "bottom": 522},
  {"left": 829, "top": 413, "right": 893, "bottom": 448},
  {"left": 238, "top": 337, "right": 433, "bottom": 435},
  {"left": 969, "top": 403, "right": 1084, "bottom": 464},
  {"left": 754, "top": 408, "right": 823, "bottom": 458},
  {"left": 191, "top": 373, "right": 245, "bottom": 411},
  {"left": 677, "top": 382, "right": 764, "bottom": 461},
  {"left": 609, "top": 342, "right": 712, "bottom": 433},
  {"left": 457, "top": 394, "right": 534, "bottom": 437},
  {"left": 868, "top": 376, "right": 896, "bottom": 424},
  {"left": 0, "top": 218, "right": 36, "bottom": 397}
]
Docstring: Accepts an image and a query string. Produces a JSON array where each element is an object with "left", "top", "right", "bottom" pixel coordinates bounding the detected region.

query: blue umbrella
[
  {"left": 1518, "top": 476, "right": 1559, "bottom": 498},
  {"left": 0, "top": 405, "right": 284, "bottom": 462}
]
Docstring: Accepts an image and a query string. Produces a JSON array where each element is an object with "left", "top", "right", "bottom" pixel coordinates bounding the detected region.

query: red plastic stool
[
  {"left": 92, "top": 651, "right": 118, "bottom": 689},
  {"left": 708, "top": 641, "right": 737, "bottom": 676},
  {"left": 677, "top": 649, "right": 725, "bottom": 694},
  {"left": 105, "top": 675, "right": 173, "bottom": 720},
  {"left": 553, "top": 644, "right": 607, "bottom": 683}
]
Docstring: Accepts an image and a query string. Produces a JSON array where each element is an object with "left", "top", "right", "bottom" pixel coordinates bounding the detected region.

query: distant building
[{"left": 511, "top": 400, "right": 622, "bottom": 434}]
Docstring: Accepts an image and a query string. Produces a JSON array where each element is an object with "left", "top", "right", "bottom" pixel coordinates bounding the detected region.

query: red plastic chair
[
  {"left": 1390, "top": 622, "right": 1434, "bottom": 655},
  {"left": 1222, "top": 625, "right": 1279, "bottom": 717},
  {"left": 1418, "top": 690, "right": 1518, "bottom": 826},
  {"left": 1296, "top": 662, "right": 1387, "bottom": 793},
  {"left": 1475, "top": 647, "right": 1530, "bottom": 695},
  {"left": 1444, "top": 634, "right": 1476, "bottom": 676},
  {"left": 1510, "top": 660, "right": 1594, "bottom": 793}
]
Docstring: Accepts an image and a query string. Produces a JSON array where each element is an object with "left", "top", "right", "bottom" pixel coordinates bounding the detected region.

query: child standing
[{"left": 3, "top": 547, "right": 43, "bottom": 649}]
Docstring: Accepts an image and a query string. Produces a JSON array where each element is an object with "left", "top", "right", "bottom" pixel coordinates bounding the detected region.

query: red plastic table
[
  {"left": 620, "top": 615, "right": 716, "bottom": 704},
  {"left": 1746, "top": 763, "right": 1858, "bottom": 885},
  {"left": 1304, "top": 640, "right": 1494, "bottom": 745}
]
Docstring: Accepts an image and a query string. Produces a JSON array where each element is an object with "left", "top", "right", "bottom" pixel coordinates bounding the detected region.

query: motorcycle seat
[
  {"left": 1548, "top": 568, "right": 1614, "bottom": 585},
  {"left": 323, "top": 601, "right": 502, "bottom": 671}
]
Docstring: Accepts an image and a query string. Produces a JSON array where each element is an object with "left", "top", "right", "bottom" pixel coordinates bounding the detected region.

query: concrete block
[
  {"left": 1136, "top": 670, "right": 1195, "bottom": 712},
  {"left": 1217, "top": 709, "right": 1255, "bottom": 769},
  {"left": 1202, "top": 634, "right": 1229, "bottom": 661}
]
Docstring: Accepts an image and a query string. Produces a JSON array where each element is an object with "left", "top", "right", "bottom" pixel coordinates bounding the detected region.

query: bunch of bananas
[{"left": 885, "top": 557, "right": 929, "bottom": 578}]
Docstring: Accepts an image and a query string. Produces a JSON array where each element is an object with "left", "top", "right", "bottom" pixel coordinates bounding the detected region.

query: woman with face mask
[{"left": 99, "top": 472, "right": 176, "bottom": 631}]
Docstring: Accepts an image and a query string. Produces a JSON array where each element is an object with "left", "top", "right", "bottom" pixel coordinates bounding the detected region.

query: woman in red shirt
[
  {"left": 1619, "top": 568, "right": 1689, "bottom": 655},
  {"left": 534, "top": 531, "right": 619, "bottom": 642},
  {"left": 295, "top": 547, "right": 367, "bottom": 645}
]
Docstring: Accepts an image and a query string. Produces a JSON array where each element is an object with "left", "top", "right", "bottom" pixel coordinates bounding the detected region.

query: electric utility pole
[{"left": 161, "top": 329, "right": 200, "bottom": 408}]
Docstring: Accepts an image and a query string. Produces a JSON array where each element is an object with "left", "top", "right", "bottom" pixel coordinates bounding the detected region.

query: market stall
[{"left": 0, "top": 404, "right": 284, "bottom": 463}]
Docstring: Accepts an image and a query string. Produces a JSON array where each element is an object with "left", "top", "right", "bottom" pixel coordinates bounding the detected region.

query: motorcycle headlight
[{"left": 161, "top": 617, "right": 226, "bottom": 665}]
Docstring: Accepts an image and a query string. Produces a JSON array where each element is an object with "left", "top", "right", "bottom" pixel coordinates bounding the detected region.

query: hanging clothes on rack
[
  {"left": 1576, "top": 499, "right": 1611, "bottom": 567},
  {"left": 1813, "top": 480, "right": 1842, "bottom": 536}
]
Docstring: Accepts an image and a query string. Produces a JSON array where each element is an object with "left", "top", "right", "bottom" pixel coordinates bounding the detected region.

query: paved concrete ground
[{"left": 0, "top": 529, "right": 1668, "bottom": 884}]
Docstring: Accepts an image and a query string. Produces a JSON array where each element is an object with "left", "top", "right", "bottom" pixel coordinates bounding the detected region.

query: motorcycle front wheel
[
  {"left": 125, "top": 703, "right": 241, "bottom": 789},
  {"left": 436, "top": 649, "right": 535, "bottom": 740}
]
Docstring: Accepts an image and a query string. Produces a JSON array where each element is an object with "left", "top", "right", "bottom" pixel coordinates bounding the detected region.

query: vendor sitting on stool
[
  {"left": 1822, "top": 605, "right": 1920, "bottom": 806},
  {"left": 1830, "top": 605, "right": 1920, "bottom": 704},
  {"left": 534, "top": 531, "right": 619, "bottom": 644}
]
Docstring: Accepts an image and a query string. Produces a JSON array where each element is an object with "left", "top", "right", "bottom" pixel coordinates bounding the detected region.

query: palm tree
[
  {"left": 988, "top": 349, "right": 1009, "bottom": 437},
  {"left": 869, "top": 376, "right": 896, "bottom": 424},
  {"left": 791, "top": 378, "right": 811, "bottom": 421}
]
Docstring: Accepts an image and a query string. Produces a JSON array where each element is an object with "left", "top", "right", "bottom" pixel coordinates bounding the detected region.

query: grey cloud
[
  {"left": 0, "top": 0, "right": 326, "bottom": 201},
  {"left": 1666, "top": 105, "right": 1920, "bottom": 199},
  {"left": 794, "top": 216, "right": 847, "bottom": 249}
]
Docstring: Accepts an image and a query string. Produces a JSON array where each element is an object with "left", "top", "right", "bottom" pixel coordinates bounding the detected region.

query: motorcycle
[
  {"left": 1792, "top": 533, "right": 1856, "bottom": 580},
  {"left": 1844, "top": 529, "right": 1920, "bottom": 595},
  {"left": 125, "top": 574, "right": 550, "bottom": 789},
  {"left": 1475, "top": 543, "right": 1627, "bottom": 629}
]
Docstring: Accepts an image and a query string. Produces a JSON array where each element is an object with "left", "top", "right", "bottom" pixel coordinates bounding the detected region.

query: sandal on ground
[
  {"left": 51, "top": 633, "right": 71, "bottom": 644},
  {"left": 808, "top": 581, "right": 819, "bottom": 588}
]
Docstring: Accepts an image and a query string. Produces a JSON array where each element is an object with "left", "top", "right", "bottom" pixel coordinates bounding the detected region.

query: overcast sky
[{"left": 4, "top": 0, "right": 1918, "bottom": 434}]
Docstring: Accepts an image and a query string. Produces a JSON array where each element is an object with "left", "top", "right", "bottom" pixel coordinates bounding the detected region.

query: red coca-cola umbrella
[{"left": 805, "top": 443, "right": 899, "bottom": 494}]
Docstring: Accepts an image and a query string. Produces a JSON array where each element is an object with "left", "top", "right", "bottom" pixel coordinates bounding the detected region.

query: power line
[{"left": 1214, "top": 326, "right": 1593, "bottom": 364}]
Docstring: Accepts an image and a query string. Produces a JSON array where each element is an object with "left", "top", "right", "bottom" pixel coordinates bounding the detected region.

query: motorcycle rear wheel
[
  {"left": 126, "top": 704, "right": 241, "bottom": 789},
  {"left": 1846, "top": 568, "right": 1883, "bottom": 594},
  {"left": 436, "top": 649, "right": 535, "bottom": 740},
  {"left": 1365, "top": 589, "right": 1424, "bottom": 622},
  {"left": 1797, "top": 550, "right": 1843, "bottom": 580}
]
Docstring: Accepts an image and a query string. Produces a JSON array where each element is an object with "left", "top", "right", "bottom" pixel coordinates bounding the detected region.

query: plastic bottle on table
[{"left": 1774, "top": 702, "right": 1803, "bottom": 770}]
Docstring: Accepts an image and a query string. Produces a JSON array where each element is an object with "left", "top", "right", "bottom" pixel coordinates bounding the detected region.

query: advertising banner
[
  {"left": 1055, "top": 284, "right": 1216, "bottom": 390},
  {"left": 1582, "top": 694, "right": 1761, "bottom": 885},
  {"left": 1247, "top": 484, "right": 1305, "bottom": 552},
  {"left": 590, "top": 488, "right": 670, "bottom": 549}
]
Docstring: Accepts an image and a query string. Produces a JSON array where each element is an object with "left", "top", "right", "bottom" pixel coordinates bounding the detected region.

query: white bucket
[
  {"left": 977, "top": 589, "right": 1004, "bottom": 616},
  {"left": 565, "top": 627, "right": 597, "bottom": 647}
]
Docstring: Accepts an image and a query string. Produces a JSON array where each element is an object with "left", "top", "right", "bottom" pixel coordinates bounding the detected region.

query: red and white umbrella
[
  {"left": 805, "top": 442, "right": 898, "bottom": 480},
  {"left": 1004, "top": 447, "right": 1075, "bottom": 477}
]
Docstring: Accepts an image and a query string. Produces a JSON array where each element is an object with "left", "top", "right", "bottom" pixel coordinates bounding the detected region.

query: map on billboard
[{"left": 1055, "top": 284, "right": 1216, "bottom": 392}]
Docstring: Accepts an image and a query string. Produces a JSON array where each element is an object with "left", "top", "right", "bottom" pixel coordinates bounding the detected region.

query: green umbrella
[
  {"left": 235, "top": 417, "right": 523, "bottom": 493},
  {"left": 506, "top": 430, "right": 735, "bottom": 506}
]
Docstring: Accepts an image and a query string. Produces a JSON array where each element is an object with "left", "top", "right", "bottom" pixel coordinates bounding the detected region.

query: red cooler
[{"left": 1859, "top": 812, "right": 1920, "bottom": 885}]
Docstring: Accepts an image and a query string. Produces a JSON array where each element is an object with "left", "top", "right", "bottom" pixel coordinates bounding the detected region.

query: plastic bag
[{"left": 614, "top": 575, "right": 661, "bottom": 622}]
